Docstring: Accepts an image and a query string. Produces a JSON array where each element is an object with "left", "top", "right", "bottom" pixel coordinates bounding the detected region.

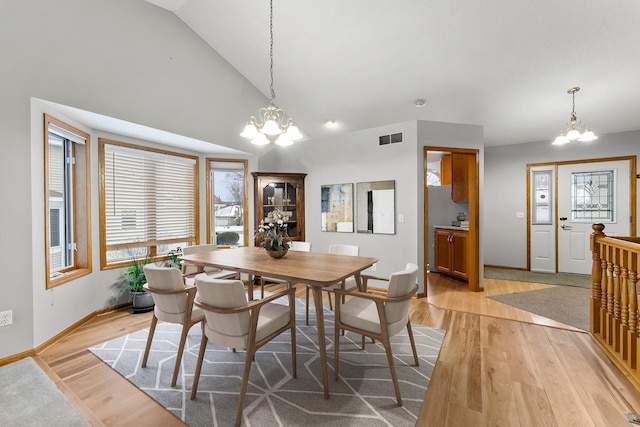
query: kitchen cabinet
[
  {"left": 440, "top": 155, "right": 452, "bottom": 185},
  {"left": 434, "top": 226, "right": 468, "bottom": 281},
  {"left": 252, "top": 172, "right": 306, "bottom": 242},
  {"left": 450, "top": 153, "right": 470, "bottom": 202},
  {"left": 439, "top": 154, "right": 470, "bottom": 202}
]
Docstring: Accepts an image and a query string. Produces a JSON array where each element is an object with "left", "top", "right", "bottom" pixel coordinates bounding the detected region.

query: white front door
[{"left": 557, "top": 160, "right": 631, "bottom": 274}]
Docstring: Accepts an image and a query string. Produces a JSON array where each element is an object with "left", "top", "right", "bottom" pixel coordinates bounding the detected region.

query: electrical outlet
[
  {"left": 371, "top": 263, "right": 377, "bottom": 272},
  {"left": 0, "top": 310, "right": 12, "bottom": 327}
]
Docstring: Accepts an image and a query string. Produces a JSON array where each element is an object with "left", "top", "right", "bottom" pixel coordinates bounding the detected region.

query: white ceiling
[{"left": 143, "top": 0, "right": 640, "bottom": 147}]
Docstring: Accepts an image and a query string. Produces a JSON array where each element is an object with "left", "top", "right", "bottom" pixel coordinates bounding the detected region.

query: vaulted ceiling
[{"left": 147, "top": 0, "right": 640, "bottom": 146}]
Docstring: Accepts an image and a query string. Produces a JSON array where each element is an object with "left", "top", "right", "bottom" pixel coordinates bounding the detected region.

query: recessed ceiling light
[
  {"left": 414, "top": 98, "right": 427, "bottom": 107},
  {"left": 325, "top": 120, "right": 337, "bottom": 127}
]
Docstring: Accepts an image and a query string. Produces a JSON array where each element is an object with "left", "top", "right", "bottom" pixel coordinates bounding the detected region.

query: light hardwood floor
[{"left": 35, "top": 273, "right": 640, "bottom": 426}]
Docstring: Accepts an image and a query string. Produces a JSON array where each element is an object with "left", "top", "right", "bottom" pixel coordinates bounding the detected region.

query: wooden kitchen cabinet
[
  {"left": 450, "top": 153, "right": 470, "bottom": 202},
  {"left": 439, "top": 153, "right": 470, "bottom": 202},
  {"left": 434, "top": 227, "right": 468, "bottom": 281},
  {"left": 252, "top": 172, "right": 306, "bottom": 242},
  {"left": 440, "top": 155, "right": 452, "bottom": 185}
]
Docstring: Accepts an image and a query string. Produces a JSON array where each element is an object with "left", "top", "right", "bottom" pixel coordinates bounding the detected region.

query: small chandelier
[
  {"left": 552, "top": 87, "right": 597, "bottom": 145},
  {"left": 240, "top": 0, "right": 302, "bottom": 146}
]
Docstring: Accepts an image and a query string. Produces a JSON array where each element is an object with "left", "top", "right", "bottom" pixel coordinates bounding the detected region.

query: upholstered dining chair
[
  {"left": 181, "top": 244, "right": 240, "bottom": 283},
  {"left": 190, "top": 276, "right": 297, "bottom": 427},
  {"left": 141, "top": 264, "right": 204, "bottom": 387},
  {"left": 333, "top": 263, "right": 419, "bottom": 407},
  {"left": 305, "top": 244, "right": 359, "bottom": 325},
  {"left": 259, "top": 241, "right": 312, "bottom": 298}
]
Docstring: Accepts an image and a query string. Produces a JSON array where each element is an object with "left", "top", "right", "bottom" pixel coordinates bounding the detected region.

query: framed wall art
[
  {"left": 320, "top": 183, "right": 353, "bottom": 232},
  {"left": 356, "top": 180, "right": 395, "bottom": 234}
]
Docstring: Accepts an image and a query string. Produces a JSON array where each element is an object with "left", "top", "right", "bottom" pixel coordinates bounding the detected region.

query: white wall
[
  {"left": 0, "top": 0, "right": 264, "bottom": 359},
  {"left": 484, "top": 130, "right": 640, "bottom": 268}
]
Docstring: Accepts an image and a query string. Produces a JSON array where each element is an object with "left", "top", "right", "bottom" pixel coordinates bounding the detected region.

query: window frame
[
  {"left": 206, "top": 158, "right": 249, "bottom": 247},
  {"left": 44, "top": 114, "right": 92, "bottom": 288},
  {"left": 99, "top": 138, "right": 199, "bottom": 269}
]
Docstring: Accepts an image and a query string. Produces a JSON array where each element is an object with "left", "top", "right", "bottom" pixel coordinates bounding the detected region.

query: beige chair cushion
[
  {"left": 196, "top": 276, "right": 291, "bottom": 349},
  {"left": 339, "top": 263, "right": 418, "bottom": 336},
  {"left": 323, "top": 244, "right": 360, "bottom": 291},
  {"left": 384, "top": 263, "right": 418, "bottom": 324},
  {"left": 289, "top": 241, "right": 312, "bottom": 252},
  {"left": 328, "top": 244, "right": 359, "bottom": 256},
  {"left": 143, "top": 264, "right": 195, "bottom": 324}
]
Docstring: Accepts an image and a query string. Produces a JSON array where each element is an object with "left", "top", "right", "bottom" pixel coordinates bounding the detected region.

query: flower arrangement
[{"left": 256, "top": 208, "right": 291, "bottom": 251}]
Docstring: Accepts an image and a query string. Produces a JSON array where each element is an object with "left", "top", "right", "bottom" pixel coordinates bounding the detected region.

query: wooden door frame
[
  {"left": 526, "top": 155, "right": 637, "bottom": 271},
  {"left": 423, "top": 147, "right": 481, "bottom": 294}
]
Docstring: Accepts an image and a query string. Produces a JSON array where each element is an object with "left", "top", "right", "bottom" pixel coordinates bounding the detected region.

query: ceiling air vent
[{"left": 379, "top": 132, "right": 403, "bottom": 146}]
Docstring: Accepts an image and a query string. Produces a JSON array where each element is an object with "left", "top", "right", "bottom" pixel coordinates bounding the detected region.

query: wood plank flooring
[{"left": 34, "top": 273, "right": 640, "bottom": 426}]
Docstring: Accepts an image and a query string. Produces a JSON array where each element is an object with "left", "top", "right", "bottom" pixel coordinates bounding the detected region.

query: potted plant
[
  {"left": 256, "top": 208, "right": 291, "bottom": 258},
  {"left": 167, "top": 247, "right": 182, "bottom": 269},
  {"left": 122, "top": 256, "right": 155, "bottom": 313}
]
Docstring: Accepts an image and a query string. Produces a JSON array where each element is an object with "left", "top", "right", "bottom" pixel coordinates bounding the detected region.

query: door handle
[{"left": 561, "top": 224, "right": 572, "bottom": 230}]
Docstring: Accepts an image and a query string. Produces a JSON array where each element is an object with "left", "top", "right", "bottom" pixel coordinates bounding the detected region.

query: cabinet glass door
[{"left": 262, "top": 181, "right": 298, "bottom": 238}]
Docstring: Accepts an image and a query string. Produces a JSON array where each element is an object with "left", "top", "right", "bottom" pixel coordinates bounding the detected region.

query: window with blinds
[{"left": 99, "top": 139, "right": 198, "bottom": 267}]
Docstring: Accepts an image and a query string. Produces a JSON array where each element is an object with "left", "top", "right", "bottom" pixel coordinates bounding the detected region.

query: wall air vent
[{"left": 379, "top": 132, "right": 403, "bottom": 146}]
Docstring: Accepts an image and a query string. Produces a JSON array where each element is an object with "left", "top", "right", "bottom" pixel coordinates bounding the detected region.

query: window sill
[{"left": 46, "top": 267, "right": 91, "bottom": 289}]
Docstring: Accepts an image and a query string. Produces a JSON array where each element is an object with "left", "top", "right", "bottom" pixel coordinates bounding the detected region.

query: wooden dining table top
[{"left": 180, "top": 246, "right": 377, "bottom": 288}]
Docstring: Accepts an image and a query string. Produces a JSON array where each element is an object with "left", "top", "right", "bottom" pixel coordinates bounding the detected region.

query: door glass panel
[
  {"left": 571, "top": 170, "right": 614, "bottom": 222},
  {"left": 532, "top": 170, "right": 552, "bottom": 224}
]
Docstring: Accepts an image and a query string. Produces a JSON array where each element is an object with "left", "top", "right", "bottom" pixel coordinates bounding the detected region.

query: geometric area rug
[{"left": 89, "top": 299, "right": 445, "bottom": 426}]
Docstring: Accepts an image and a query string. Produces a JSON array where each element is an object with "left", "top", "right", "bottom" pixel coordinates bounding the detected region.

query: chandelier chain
[{"left": 269, "top": 0, "right": 275, "bottom": 103}]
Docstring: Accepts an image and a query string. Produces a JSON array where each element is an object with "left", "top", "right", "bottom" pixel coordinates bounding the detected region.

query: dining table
[{"left": 180, "top": 246, "right": 378, "bottom": 399}]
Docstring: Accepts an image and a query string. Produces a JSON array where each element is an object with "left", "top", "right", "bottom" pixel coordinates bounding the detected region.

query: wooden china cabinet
[{"left": 252, "top": 172, "right": 306, "bottom": 242}]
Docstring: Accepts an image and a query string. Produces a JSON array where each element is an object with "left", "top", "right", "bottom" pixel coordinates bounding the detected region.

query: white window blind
[{"left": 103, "top": 143, "right": 197, "bottom": 261}]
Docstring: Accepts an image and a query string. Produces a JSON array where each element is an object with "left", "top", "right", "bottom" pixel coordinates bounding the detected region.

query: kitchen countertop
[{"left": 433, "top": 224, "right": 469, "bottom": 231}]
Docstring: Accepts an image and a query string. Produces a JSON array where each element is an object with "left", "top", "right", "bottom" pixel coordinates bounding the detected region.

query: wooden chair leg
[
  {"left": 236, "top": 347, "right": 256, "bottom": 427},
  {"left": 328, "top": 291, "right": 333, "bottom": 310},
  {"left": 305, "top": 285, "right": 311, "bottom": 326},
  {"left": 406, "top": 321, "right": 419, "bottom": 366},
  {"left": 381, "top": 338, "right": 402, "bottom": 407},
  {"left": 171, "top": 321, "right": 191, "bottom": 387},
  {"left": 142, "top": 315, "right": 158, "bottom": 368},
  {"left": 334, "top": 323, "right": 340, "bottom": 381},
  {"left": 260, "top": 278, "right": 265, "bottom": 299},
  {"left": 291, "top": 324, "right": 297, "bottom": 378},
  {"left": 190, "top": 329, "right": 208, "bottom": 400}
]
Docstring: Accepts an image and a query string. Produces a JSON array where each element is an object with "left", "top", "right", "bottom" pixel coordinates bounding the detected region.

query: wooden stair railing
[{"left": 591, "top": 223, "right": 640, "bottom": 383}]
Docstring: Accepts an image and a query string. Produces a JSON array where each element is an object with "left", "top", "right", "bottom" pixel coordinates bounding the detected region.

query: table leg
[
  {"left": 249, "top": 275, "right": 260, "bottom": 301},
  {"left": 355, "top": 272, "right": 364, "bottom": 292},
  {"left": 311, "top": 285, "right": 330, "bottom": 399}
]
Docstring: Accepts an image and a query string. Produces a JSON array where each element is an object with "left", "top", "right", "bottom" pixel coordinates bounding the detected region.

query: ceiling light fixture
[
  {"left": 240, "top": 0, "right": 302, "bottom": 146},
  {"left": 414, "top": 98, "right": 427, "bottom": 107},
  {"left": 552, "top": 87, "right": 597, "bottom": 145}
]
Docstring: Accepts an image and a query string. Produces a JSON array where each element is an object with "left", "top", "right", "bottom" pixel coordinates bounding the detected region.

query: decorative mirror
[
  {"left": 320, "top": 183, "right": 353, "bottom": 232},
  {"left": 356, "top": 180, "right": 395, "bottom": 234}
]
